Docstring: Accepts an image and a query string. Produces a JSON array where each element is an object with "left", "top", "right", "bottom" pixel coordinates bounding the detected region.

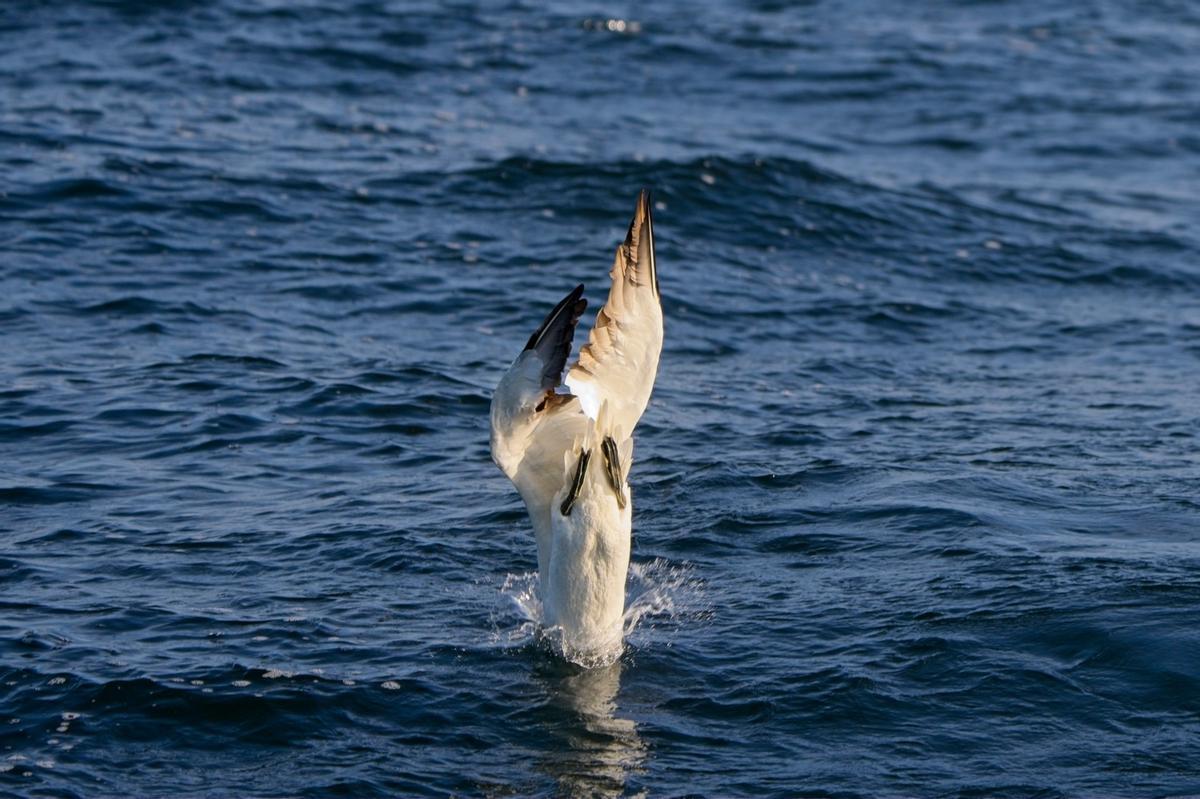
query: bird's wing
[
  {"left": 564, "top": 190, "right": 663, "bottom": 435},
  {"left": 490, "top": 284, "right": 590, "bottom": 498},
  {"left": 490, "top": 285, "right": 593, "bottom": 576},
  {"left": 523, "top": 283, "right": 588, "bottom": 394}
]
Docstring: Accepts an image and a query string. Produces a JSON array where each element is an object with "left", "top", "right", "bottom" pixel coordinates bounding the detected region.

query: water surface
[{"left": 2, "top": 1, "right": 1200, "bottom": 796}]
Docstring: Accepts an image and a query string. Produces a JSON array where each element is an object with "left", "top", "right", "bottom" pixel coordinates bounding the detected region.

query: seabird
[{"left": 490, "top": 190, "right": 663, "bottom": 663}]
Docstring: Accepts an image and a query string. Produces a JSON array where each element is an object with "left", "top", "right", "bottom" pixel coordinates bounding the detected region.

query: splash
[
  {"left": 622, "top": 559, "right": 709, "bottom": 646},
  {"left": 494, "top": 571, "right": 543, "bottom": 648},
  {"left": 492, "top": 558, "right": 705, "bottom": 667}
]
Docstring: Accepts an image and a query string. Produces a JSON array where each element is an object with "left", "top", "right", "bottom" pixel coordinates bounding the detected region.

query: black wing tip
[
  {"left": 639, "top": 188, "right": 654, "bottom": 236},
  {"left": 625, "top": 190, "right": 651, "bottom": 236},
  {"left": 633, "top": 188, "right": 659, "bottom": 298},
  {"left": 524, "top": 283, "right": 587, "bottom": 352},
  {"left": 562, "top": 285, "right": 588, "bottom": 338},
  {"left": 563, "top": 282, "right": 585, "bottom": 309}
]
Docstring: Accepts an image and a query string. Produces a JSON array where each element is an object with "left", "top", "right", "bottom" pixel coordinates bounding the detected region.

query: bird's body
[
  {"left": 490, "top": 191, "right": 662, "bottom": 664},
  {"left": 542, "top": 405, "right": 634, "bottom": 658}
]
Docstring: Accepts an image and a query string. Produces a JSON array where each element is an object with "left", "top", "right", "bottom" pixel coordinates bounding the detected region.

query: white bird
[{"left": 490, "top": 190, "right": 663, "bottom": 663}]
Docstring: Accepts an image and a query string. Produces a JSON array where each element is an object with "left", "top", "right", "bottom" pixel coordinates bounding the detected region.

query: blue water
[{"left": 3, "top": 1, "right": 1200, "bottom": 796}]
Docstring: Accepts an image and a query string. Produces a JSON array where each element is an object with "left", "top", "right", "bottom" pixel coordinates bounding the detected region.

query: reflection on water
[
  {"left": 533, "top": 659, "right": 647, "bottom": 798},
  {"left": 495, "top": 561, "right": 705, "bottom": 793}
]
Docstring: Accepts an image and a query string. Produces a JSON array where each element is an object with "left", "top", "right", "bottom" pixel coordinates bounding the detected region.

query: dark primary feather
[
  {"left": 624, "top": 189, "right": 657, "bottom": 298},
  {"left": 524, "top": 283, "right": 587, "bottom": 391}
]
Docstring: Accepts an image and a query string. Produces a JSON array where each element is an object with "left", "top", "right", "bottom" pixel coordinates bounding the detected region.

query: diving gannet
[{"left": 490, "top": 190, "right": 662, "bottom": 663}]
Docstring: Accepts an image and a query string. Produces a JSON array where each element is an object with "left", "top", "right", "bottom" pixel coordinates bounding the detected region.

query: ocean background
[{"left": 3, "top": 1, "right": 1199, "bottom": 796}]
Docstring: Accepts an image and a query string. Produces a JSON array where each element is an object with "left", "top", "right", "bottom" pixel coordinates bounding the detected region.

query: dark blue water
[{"left": 3, "top": 1, "right": 1200, "bottom": 796}]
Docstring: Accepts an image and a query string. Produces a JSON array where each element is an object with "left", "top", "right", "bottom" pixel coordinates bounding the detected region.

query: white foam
[{"left": 492, "top": 558, "right": 706, "bottom": 667}]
